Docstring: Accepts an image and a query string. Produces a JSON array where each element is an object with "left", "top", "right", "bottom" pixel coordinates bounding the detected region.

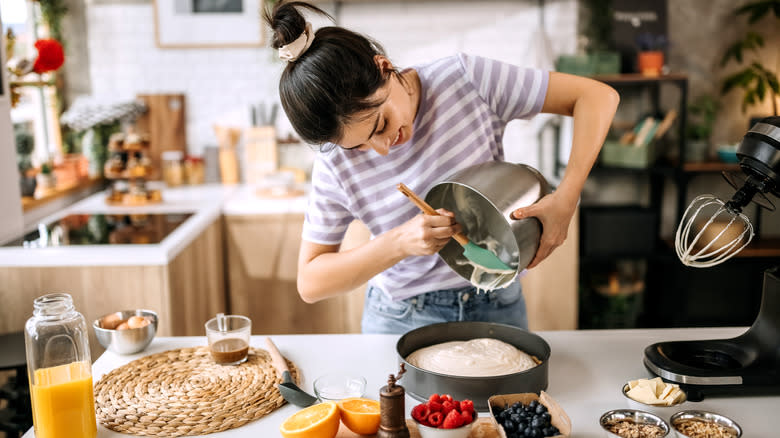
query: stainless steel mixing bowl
[
  {"left": 600, "top": 409, "right": 671, "bottom": 438},
  {"left": 425, "top": 162, "right": 551, "bottom": 289},
  {"left": 396, "top": 321, "right": 550, "bottom": 411},
  {"left": 93, "top": 309, "right": 158, "bottom": 355}
]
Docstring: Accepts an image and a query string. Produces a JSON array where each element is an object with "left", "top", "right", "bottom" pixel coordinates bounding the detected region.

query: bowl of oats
[
  {"left": 599, "top": 409, "right": 670, "bottom": 438},
  {"left": 670, "top": 410, "right": 741, "bottom": 438}
]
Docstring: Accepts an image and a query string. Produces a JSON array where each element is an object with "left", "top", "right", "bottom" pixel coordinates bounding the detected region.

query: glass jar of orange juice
[{"left": 24, "top": 293, "right": 97, "bottom": 438}]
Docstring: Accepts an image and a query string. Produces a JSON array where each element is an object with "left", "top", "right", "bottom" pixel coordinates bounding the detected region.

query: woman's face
[{"left": 337, "top": 57, "right": 419, "bottom": 156}]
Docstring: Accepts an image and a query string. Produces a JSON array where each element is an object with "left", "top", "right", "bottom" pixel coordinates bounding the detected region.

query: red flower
[{"left": 32, "top": 39, "right": 65, "bottom": 74}]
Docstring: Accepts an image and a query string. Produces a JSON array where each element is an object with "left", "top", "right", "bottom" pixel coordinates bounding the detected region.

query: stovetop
[{"left": 4, "top": 213, "right": 193, "bottom": 247}]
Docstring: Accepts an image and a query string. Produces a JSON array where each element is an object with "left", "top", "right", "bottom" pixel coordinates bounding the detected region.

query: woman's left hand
[{"left": 510, "top": 191, "right": 576, "bottom": 269}]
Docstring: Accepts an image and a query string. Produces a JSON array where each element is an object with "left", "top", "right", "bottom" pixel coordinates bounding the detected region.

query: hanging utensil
[
  {"left": 264, "top": 337, "right": 318, "bottom": 407},
  {"left": 397, "top": 183, "right": 514, "bottom": 272}
]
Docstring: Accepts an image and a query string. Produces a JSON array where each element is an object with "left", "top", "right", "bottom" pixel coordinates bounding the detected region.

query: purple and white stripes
[{"left": 303, "top": 53, "right": 548, "bottom": 300}]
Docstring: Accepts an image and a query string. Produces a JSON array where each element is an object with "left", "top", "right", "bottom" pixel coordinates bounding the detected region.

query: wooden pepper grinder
[{"left": 377, "top": 363, "right": 410, "bottom": 438}]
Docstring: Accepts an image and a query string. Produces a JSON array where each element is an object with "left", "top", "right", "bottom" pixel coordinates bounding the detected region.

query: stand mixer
[{"left": 644, "top": 116, "right": 780, "bottom": 401}]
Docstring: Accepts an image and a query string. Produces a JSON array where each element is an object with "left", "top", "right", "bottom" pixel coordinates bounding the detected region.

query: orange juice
[{"left": 31, "top": 361, "right": 97, "bottom": 438}]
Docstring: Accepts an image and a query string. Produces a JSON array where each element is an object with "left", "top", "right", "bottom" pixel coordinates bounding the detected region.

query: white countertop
[
  {"left": 0, "top": 184, "right": 310, "bottom": 267},
  {"left": 21, "top": 327, "right": 780, "bottom": 437}
]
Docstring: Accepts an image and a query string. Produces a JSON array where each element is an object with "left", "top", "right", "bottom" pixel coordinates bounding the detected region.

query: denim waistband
[{"left": 406, "top": 286, "right": 501, "bottom": 309}]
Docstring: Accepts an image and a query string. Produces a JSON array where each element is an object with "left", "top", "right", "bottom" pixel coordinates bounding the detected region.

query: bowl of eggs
[{"left": 94, "top": 310, "right": 158, "bottom": 354}]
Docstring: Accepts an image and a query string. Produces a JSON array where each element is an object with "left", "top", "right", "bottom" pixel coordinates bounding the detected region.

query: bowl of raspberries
[
  {"left": 488, "top": 391, "right": 571, "bottom": 437},
  {"left": 411, "top": 393, "right": 477, "bottom": 438}
]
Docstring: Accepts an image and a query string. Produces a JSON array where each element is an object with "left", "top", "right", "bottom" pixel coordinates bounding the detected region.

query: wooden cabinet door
[{"left": 224, "top": 215, "right": 367, "bottom": 334}]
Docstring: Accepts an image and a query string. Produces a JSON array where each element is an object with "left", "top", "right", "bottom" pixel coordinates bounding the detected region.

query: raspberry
[
  {"left": 428, "top": 393, "right": 442, "bottom": 404},
  {"left": 442, "top": 409, "right": 464, "bottom": 429},
  {"left": 411, "top": 403, "right": 430, "bottom": 422},
  {"left": 441, "top": 400, "right": 456, "bottom": 416},
  {"left": 428, "top": 400, "right": 443, "bottom": 412},
  {"left": 460, "top": 399, "right": 475, "bottom": 414},
  {"left": 460, "top": 410, "right": 473, "bottom": 425},
  {"left": 440, "top": 394, "right": 453, "bottom": 403},
  {"left": 428, "top": 411, "right": 443, "bottom": 427},
  {"left": 453, "top": 400, "right": 461, "bottom": 412}
]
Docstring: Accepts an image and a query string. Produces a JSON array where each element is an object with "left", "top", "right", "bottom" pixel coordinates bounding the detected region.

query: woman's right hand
[{"left": 396, "top": 208, "right": 461, "bottom": 256}]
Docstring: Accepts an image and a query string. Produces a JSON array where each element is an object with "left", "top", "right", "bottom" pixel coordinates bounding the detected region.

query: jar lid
[{"left": 161, "top": 150, "right": 184, "bottom": 161}]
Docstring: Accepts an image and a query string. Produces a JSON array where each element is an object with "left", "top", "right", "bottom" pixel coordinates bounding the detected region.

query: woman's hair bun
[{"left": 264, "top": 1, "right": 332, "bottom": 49}]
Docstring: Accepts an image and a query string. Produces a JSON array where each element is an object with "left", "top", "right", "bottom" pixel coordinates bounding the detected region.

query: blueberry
[
  {"left": 531, "top": 428, "right": 543, "bottom": 438},
  {"left": 535, "top": 403, "right": 547, "bottom": 414},
  {"left": 517, "top": 421, "right": 527, "bottom": 431},
  {"left": 504, "top": 420, "right": 515, "bottom": 431},
  {"left": 532, "top": 417, "right": 544, "bottom": 428},
  {"left": 524, "top": 426, "right": 533, "bottom": 436},
  {"left": 550, "top": 426, "right": 559, "bottom": 435},
  {"left": 528, "top": 400, "right": 539, "bottom": 409},
  {"left": 541, "top": 412, "right": 551, "bottom": 423}
]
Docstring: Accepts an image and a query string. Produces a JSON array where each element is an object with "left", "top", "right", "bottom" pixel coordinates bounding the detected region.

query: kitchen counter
[
  {"left": 0, "top": 183, "right": 310, "bottom": 267},
  {"left": 22, "top": 327, "right": 780, "bottom": 437}
]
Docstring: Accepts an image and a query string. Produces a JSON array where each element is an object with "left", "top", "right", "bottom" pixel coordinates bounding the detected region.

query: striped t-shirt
[{"left": 302, "top": 53, "right": 549, "bottom": 301}]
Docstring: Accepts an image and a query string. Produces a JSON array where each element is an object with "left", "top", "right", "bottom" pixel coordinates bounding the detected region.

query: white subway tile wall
[{"left": 85, "top": 1, "right": 576, "bottom": 171}]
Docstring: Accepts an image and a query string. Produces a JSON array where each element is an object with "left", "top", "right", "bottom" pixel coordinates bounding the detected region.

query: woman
[{"left": 264, "top": 1, "right": 619, "bottom": 334}]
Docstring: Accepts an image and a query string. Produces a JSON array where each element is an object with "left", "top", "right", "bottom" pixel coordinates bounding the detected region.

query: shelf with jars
[{"left": 103, "top": 132, "right": 162, "bottom": 206}]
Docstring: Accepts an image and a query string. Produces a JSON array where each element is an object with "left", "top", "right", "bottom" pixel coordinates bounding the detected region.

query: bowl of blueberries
[{"left": 488, "top": 392, "right": 571, "bottom": 437}]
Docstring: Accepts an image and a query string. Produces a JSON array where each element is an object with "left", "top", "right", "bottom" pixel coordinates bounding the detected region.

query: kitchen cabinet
[
  {"left": 0, "top": 217, "right": 226, "bottom": 360},
  {"left": 224, "top": 215, "right": 368, "bottom": 334}
]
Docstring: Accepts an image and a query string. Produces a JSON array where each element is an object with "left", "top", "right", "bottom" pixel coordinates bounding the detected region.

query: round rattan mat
[{"left": 94, "top": 346, "right": 300, "bottom": 436}]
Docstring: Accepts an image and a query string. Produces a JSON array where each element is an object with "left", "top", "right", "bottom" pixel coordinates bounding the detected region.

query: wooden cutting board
[
  {"left": 336, "top": 417, "right": 501, "bottom": 438},
  {"left": 135, "top": 94, "right": 187, "bottom": 169}
]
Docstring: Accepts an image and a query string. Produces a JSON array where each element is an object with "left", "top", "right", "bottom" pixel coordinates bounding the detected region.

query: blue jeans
[{"left": 360, "top": 280, "right": 527, "bottom": 334}]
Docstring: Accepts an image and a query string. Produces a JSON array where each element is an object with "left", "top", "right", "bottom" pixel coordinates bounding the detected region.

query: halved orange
[
  {"left": 279, "top": 400, "right": 341, "bottom": 438},
  {"left": 338, "top": 397, "right": 381, "bottom": 435}
]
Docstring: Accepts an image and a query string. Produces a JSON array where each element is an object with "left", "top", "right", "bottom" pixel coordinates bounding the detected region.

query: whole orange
[
  {"left": 279, "top": 401, "right": 341, "bottom": 438},
  {"left": 338, "top": 397, "right": 381, "bottom": 435}
]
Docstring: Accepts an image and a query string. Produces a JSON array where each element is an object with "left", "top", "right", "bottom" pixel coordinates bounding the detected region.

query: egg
[
  {"left": 101, "top": 313, "right": 122, "bottom": 330},
  {"left": 127, "top": 315, "right": 150, "bottom": 329},
  {"left": 116, "top": 322, "right": 130, "bottom": 330}
]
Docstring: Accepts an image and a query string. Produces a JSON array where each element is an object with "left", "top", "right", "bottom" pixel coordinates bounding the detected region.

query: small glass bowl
[{"left": 313, "top": 372, "right": 366, "bottom": 402}]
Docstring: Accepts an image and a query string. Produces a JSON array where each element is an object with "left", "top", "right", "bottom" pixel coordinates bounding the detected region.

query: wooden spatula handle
[
  {"left": 265, "top": 337, "right": 289, "bottom": 377},
  {"left": 397, "top": 183, "right": 469, "bottom": 246}
]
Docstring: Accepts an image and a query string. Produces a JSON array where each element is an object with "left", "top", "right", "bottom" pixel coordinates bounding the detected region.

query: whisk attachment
[{"left": 675, "top": 194, "right": 754, "bottom": 268}]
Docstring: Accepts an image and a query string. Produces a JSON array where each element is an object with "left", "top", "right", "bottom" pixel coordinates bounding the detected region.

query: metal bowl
[
  {"left": 396, "top": 321, "right": 550, "bottom": 411},
  {"left": 599, "top": 409, "right": 670, "bottom": 438},
  {"left": 426, "top": 162, "right": 551, "bottom": 289},
  {"left": 93, "top": 310, "right": 158, "bottom": 355},
  {"left": 670, "top": 410, "right": 742, "bottom": 438}
]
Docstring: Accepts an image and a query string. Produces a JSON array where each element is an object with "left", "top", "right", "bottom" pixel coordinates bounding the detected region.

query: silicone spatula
[{"left": 397, "top": 183, "right": 513, "bottom": 271}]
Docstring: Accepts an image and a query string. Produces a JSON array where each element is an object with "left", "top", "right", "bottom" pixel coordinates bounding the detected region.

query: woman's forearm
[{"left": 297, "top": 229, "right": 406, "bottom": 303}]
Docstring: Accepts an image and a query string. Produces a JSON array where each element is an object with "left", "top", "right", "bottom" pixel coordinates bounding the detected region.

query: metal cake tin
[{"left": 396, "top": 321, "right": 550, "bottom": 411}]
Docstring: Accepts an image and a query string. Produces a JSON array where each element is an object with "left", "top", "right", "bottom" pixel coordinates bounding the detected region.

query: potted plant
[
  {"left": 635, "top": 32, "right": 668, "bottom": 76},
  {"left": 16, "top": 129, "right": 37, "bottom": 197},
  {"left": 556, "top": 0, "right": 620, "bottom": 75},
  {"left": 36, "top": 161, "right": 57, "bottom": 194},
  {"left": 686, "top": 94, "right": 721, "bottom": 162},
  {"left": 720, "top": 0, "right": 779, "bottom": 118}
]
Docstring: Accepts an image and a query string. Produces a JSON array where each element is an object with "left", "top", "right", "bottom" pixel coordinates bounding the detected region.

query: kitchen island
[{"left": 22, "top": 327, "right": 780, "bottom": 437}]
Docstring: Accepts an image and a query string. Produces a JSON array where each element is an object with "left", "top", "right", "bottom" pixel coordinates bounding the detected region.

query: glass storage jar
[
  {"left": 24, "top": 293, "right": 97, "bottom": 438},
  {"left": 162, "top": 150, "right": 184, "bottom": 187},
  {"left": 184, "top": 155, "right": 205, "bottom": 185}
]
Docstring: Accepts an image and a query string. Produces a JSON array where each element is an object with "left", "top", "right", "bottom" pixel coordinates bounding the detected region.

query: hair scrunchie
[{"left": 278, "top": 22, "right": 314, "bottom": 62}]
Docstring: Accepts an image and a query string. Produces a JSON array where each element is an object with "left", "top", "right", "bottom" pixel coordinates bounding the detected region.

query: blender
[{"left": 644, "top": 116, "right": 780, "bottom": 401}]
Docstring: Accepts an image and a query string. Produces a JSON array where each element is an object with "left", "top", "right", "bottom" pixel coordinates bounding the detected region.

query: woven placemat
[{"left": 94, "top": 346, "right": 300, "bottom": 436}]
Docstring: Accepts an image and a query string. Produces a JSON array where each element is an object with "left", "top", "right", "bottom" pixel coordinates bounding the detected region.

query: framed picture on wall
[{"left": 153, "top": 0, "right": 264, "bottom": 48}]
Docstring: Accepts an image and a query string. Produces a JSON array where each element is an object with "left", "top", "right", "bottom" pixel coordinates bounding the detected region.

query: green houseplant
[
  {"left": 556, "top": 0, "right": 620, "bottom": 75},
  {"left": 720, "top": 0, "right": 780, "bottom": 116},
  {"left": 16, "top": 129, "right": 37, "bottom": 197},
  {"left": 686, "top": 94, "right": 721, "bottom": 162}
]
